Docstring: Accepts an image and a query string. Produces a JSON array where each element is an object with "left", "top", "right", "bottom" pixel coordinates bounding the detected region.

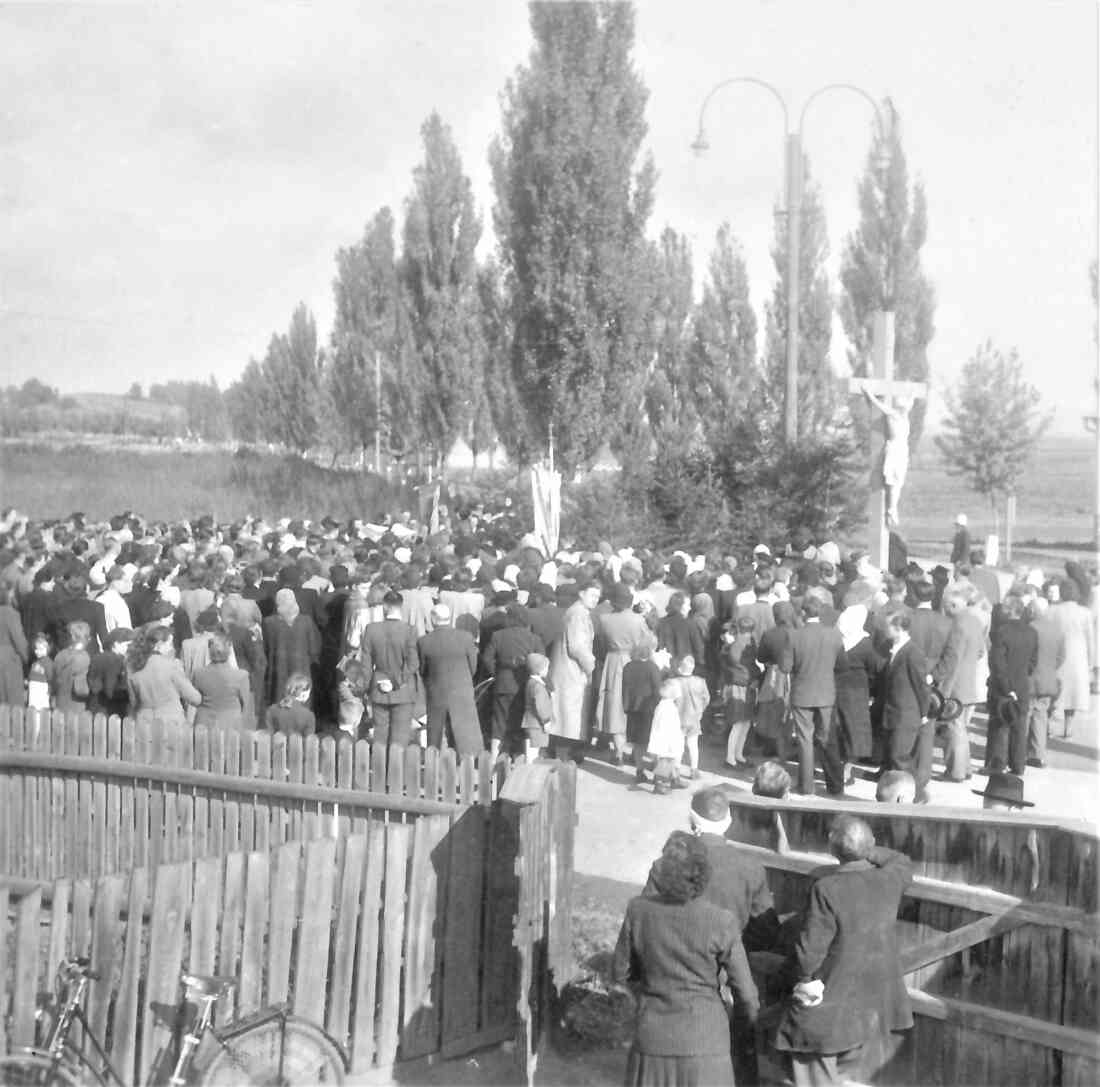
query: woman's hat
[{"left": 973, "top": 772, "right": 1033, "bottom": 807}]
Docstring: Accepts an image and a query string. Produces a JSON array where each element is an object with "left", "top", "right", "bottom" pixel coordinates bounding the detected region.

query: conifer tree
[
  {"left": 490, "top": 1, "right": 655, "bottom": 470},
  {"left": 839, "top": 100, "right": 936, "bottom": 446}
]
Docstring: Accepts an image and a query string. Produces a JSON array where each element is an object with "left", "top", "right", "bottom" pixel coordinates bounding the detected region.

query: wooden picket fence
[
  {"left": 0, "top": 706, "right": 519, "bottom": 882},
  {"left": 0, "top": 706, "right": 579, "bottom": 1083},
  {"left": 728, "top": 792, "right": 1100, "bottom": 1087}
]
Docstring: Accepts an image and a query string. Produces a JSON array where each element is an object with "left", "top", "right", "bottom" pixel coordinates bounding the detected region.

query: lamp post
[{"left": 692, "top": 79, "right": 885, "bottom": 443}]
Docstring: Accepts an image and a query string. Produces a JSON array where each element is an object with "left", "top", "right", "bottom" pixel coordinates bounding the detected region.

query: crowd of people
[
  {"left": 0, "top": 505, "right": 1094, "bottom": 808},
  {"left": 0, "top": 502, "right": 1093, "bottom": 1086}
]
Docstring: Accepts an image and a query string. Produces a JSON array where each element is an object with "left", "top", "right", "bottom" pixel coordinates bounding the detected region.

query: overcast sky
[{"left": 1, "top": 0, "right": 1096, "bottom": 432}]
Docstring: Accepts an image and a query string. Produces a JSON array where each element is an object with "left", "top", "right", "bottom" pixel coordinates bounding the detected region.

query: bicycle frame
[{"left": 23, "top": 972, "right": 126, "bottom": 1087}]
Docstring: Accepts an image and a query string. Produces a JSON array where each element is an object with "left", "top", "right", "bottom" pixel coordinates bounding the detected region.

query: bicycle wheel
[
  {"left": 0, "top": 1054, "right": 79, "bottom": 1087},
  {"left": 195, "top": 1017, "right": 344, "bottom": 1086}
]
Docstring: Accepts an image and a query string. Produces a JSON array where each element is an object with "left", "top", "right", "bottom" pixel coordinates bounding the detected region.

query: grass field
[
  {"left": 0, "top": 442, "right": 415, "bottom": 523},
  {"left": 0, "top": 434, "right": 1094, "bottom": 555},
  {"left": 897, "top": 432, "right": 1096, "bottom": 553}
]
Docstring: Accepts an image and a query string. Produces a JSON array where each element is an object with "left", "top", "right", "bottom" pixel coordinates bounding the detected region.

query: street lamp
[{"left": 692, "top": 79, "right": 886, "bottom": 443}]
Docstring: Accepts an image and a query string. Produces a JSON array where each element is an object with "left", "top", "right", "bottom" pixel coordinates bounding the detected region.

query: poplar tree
[
  {"left": 490, "top": 1, "right": 656, "bottom": 470},
  {"left": 761, "top": 166, "right": 836, "bottom": 440},
  {"left": 328, "top": 208, "right": 403, "bottom": 461},
  {"left": 688, "top": 223, "right": 757, "bottom": 444},
  {"left": 839, "top": 100, "right": 936, "bottom": 446},
  {"left": 400, "top": 112, "right": 484, "bottom": 470}
]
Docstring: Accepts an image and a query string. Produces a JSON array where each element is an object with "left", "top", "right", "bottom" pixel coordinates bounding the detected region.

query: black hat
[
  {"left": 973, "top": 772, "right": 1033, "bottom": 808},
  {"left": 926, "top": 686, "right": 963, "bottom": 723}
]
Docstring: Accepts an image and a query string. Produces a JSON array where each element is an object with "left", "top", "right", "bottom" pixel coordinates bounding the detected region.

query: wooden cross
[{"left": 845, "top": 313, "right": 928, "bottom": 568}]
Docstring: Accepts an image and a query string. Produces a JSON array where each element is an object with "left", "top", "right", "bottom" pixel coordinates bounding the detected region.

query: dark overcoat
[
  {"left": 775, "top": 846, "right": 913, "bottom": 1055},
  {"left": 418, "top": 626, "right": 481, "bottom": 755}
]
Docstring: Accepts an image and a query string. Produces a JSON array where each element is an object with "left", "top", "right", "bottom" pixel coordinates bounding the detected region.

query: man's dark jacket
[{"left": 776, "top": 846, "right": 913, "bottom": 1055}]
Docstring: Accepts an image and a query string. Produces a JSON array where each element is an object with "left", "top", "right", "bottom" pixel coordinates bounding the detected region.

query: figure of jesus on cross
[
  {"left": 862, "top": 386, "right": 916, "bottom": 528},
  {"left": 845, "top": 313, "right": 927, "bottom": 565}
]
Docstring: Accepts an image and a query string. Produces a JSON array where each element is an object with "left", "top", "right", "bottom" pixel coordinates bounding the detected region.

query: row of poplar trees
[{"left": 227, "top": 2, "right": 936, "bottom": 548}]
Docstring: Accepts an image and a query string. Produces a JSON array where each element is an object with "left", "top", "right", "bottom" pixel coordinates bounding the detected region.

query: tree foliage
[
  {"left": 762, "top": 164, "right": 837, "bottom": 440},
  {"left": 688, "top": 223, "right": 756, "bottom": 445},
  {"left": 935, "top": 341, "right": 1052, "bottom": 512},
  {"left": 400, "top": 112, "right": 485, "bottom": 467},
  {"left": 839, "top": 100, "right": 936, "bottom": 447},
  {"left": 232, "top": 304, "right": 324, "bottom": 454},
  {"left": 490, "top": 0, "right": 656, "bottom": 470},
  {"left": 148, "top": 379, "right": 228, "bottom": 440},
  {"left": 328, "top": 207, "right": 404, "bottom": 458}
]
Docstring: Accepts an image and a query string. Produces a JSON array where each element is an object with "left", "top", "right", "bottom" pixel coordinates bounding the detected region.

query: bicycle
[{"left": 0, "top": 957, "right": 345, "bottom": 1086}]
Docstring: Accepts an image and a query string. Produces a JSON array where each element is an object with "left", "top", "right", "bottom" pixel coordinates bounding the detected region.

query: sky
[{"left": 1, "top": 0, "right": 1097, "bottom": 433}]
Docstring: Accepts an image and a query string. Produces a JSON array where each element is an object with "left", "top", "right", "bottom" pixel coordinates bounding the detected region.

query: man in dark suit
[
  {"left": 775, "top": 816, "right": 913, "bottom": 1086},
  {"left": 482, "top": 604, "right": 543, "bottom": 759},
  {"left": 987, "top": 594, "right": 1038, "bottom": 775},
  {"left": 782, "top": 597, "right": 846, "bottom": 796},
  {"left": 360, "top": 589, "right": 420, "bottom": 746},
  {"left": 908, "top": 580, "right": 951, "bottom": 667},
  {"left": 418, "top": 603, "right": 481, "bottom": 757},
  {"left": 882, "top": 611, "right": 934, "bottom": 802},
  {"left": 47, "top": 572, "right": 109, "bottom": 654},
  {"left": 949, "top": 513, "right": 971, "bottom": 566}
]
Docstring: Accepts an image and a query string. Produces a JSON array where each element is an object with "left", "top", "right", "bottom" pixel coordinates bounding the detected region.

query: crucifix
[{"left": 846, "top": 312, "right": 927, "bottom": 569}]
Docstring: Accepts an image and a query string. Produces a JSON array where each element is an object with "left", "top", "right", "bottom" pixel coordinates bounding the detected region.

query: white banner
[{"left": 531, "top": 464, "right": 562, "bottom": 557}]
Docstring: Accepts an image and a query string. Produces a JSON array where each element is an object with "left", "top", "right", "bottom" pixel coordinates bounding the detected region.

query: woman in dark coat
[
  {"left": 755, "top": 602, "right": 796, "bottom": 760},
  {"left": 614, "top": 831, "right": 759, "bottom": 1086},
  {"left": 262, "top": 589, "right": 321, "bottom": 712},
  {"left": 657, "top": 592, "right": 703, "bottom": 666},
  {"left": 0, "top": 586, "right": 28, "bottom": 706},
  {"left": 192, "top": 633, "right": 253, "bottom": 731},
  {"left": 833, "top": 604, "right": 880, "bottom": 770}
]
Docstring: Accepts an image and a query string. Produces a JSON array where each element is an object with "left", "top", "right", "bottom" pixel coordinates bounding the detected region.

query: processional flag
[{"left": 531, "top": 463, "right": 561, "bottom": 557}]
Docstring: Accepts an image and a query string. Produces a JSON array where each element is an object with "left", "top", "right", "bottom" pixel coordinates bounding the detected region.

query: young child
[
  {"left": 88, "top": 627, "right": 133, "bottom": 718},
  {"left": 722, "top": 617, "right": 761, "bottom": 767},
  {"left": 335, "top": 659, "right": 370, "bottom": 740},
  {"left": 52, "top": 620, "right": 91, "bottom": 713},
  {"left": 646, "top": 679, "right": 687, "bottom": 795},
  {"left": 521, "top": 652, "right": 552, "bottom": 761},
  {"left": 26, "top": 633, "right": 54, "bottom": 711},
  {"left": 265, "top": 672, "right": 316, "bottom": 736},
  {"left": 673, "top": 655, "right": 710, "bottom": 780},
  {"left": 622, "top": 642, "right": 662, "bottom": 785}
]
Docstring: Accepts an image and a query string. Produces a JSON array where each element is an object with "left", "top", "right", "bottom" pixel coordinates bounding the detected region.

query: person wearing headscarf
[
  {"left": 833, "top": 603, "right": 880, "bottom": 778},
  {"left": 262, "top": 588, "right": 321, "bottom": 715}
]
